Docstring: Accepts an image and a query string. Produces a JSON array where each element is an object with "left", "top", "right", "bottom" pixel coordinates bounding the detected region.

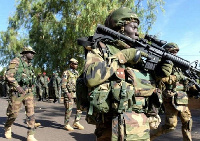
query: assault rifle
[{"left": 77, "top": 24, "right": 200, "bottom": 96}]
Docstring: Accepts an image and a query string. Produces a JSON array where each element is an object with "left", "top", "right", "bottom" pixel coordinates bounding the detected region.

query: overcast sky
[{"left": 0, "top": 0, "right": 200, "bottom": 70}]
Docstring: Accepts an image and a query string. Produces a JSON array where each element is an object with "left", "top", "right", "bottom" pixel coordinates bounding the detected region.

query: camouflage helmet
[
  {"left": 104, "top": 7, "right": 140, "bottom": 30},
  {"left": 70, "top": 58, "right": 78, "bottom": 64},
  {"left": 163, "top": 42, "right": 179, "bottom": 53},
  {"left": 20, "top": 46, "right": 36, "bottom": 54}
]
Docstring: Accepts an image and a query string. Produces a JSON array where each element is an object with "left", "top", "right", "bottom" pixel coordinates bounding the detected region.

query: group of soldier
[
  {"left": 35, "top": 71, "right": 61, "bottom": 103},
  {"left": 2, "top": 6, "right": 199, "bottom": 141},
  {"left": 3, "top": 45, "right": 84, "bottom": 141}
]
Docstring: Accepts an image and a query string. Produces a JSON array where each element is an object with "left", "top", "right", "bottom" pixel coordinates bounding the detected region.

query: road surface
[{"left": 0, "top": 97, "right": 200, "bottom": 141}]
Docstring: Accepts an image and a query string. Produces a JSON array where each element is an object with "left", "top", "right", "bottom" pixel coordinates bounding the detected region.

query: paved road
[{"left": 0, "top": 97, "right": 200, "bottom": 141}]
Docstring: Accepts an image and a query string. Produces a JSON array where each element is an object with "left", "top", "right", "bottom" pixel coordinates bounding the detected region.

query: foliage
[{"left": 0, "top": 0, "right": 165, "bottom": 74}]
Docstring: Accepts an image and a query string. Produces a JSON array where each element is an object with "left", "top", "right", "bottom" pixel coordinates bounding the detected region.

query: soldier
[
  {"left": 52, "top": 72, "right": 61, "bottom": 103},
  {"left": 81, "top": 7, "right": 173, "bottom": 140},
  {"left": 36, "top": 73, "right": 43, "bottom": 101},
  {"left": 62, "top": 58, "right": 84, "bottom": 131},
  {"left": 150, "top": 43, "right": 193, "bottom": 141},
  {"left": 4, "top": 46, "right": 37, "bottom": 141},
  {"left": 42, "top": 72, "right": 50, "bottom": 101}
]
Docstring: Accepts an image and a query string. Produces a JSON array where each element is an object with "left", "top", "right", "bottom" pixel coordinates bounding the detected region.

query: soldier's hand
[
  {"left": 16, "top": 86, "right": 25, "bottom": 94},
  {"left": 114, "top": 48, "right": 142, "bottom": 64},
  {"left": 121, "top": 48, "right": 141, "bottom": 64}
]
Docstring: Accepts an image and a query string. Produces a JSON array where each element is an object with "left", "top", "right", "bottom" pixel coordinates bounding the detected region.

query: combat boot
[
  {"left": 34, "top": 122, "right": 41, "bottom": 128},
  {"left": 27, "top": 135, "right": 38, "bottom": 141},
  {"left": 5, "top": 127, "right": 12, "bottom": 139},
  {"left": 53, "top": 98, "right": 57, "bottom": 103},
  {"left": 73, "top": 122, "right": 84, "bottom": 130},
  {"left": 64, "top": 124, "right": 74, "bottom": 131}
]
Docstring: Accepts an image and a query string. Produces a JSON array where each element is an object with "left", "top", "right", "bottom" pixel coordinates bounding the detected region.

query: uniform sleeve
[
  {"left": 61, "top": 71, "right": 69, "bottom": 93},
  {"left": 84, "top": 48, "right": 121, "bottom": 87},
  {"left": 5, "top": 58, "right": 20, "bottom": 88}
]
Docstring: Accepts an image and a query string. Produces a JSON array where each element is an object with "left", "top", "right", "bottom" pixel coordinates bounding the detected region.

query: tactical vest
[
  {"left": 76, "top": 41, "right": 156, "bottom": 125},
  {"left": 66, "top": 69, "right": 78, "bottom": 93},
  {"left": 164, "top": 67, "right": 189, "bottom": 111},
  {"left": 15, "top": 57, "right": 34, "bottom": 87}
]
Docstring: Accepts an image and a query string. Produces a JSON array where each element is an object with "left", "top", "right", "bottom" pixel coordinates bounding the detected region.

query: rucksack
[{"left": 76, "top": 74, "right": 89, "bottom": 111}]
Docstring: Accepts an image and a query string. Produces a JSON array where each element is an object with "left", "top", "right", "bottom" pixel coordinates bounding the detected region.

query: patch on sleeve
[{"left": 9, "top": 63, "right": 17, "bottom": 69}]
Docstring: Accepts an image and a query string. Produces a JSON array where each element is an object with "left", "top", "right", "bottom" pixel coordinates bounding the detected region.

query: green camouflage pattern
[
  {"left": 42, "top": 74, "right": 49, "bottom": 99},
  {"left": 164, "top": 42, "right": 179, "bottom": 53},
  {"left": 5, "top": 56, "right": 36, "bottom": 135},
  {"left": 83, "top": 39, "right": 159, "bottom": 140},
  {"left": 52, "top": 73, "right": 61, "bottom": 99},
  {"left": 63, "top": 95, "right": 82, "bottom": 124},
  {"left": 61, "top": 68, "right": 82, "bottom": 125},
  {"left": 6, "top": 57, "right": 35, "bottom": 89},
  {"left": 150, "top": 100, "right": 192, "bottom": 141},
  {"left": 112, "top": 112, "right": 150, "bottom": 141},
  {"left": 36, "top": 74, "right": 43, "bottom": 99},
  {"left": 126, "top": 68, "right": 156, "bottom": 97},
  {"left": 62, "top": 69, "right": 79, "bottom": 95},
  {"left": 20, "top": 46, "right": 36, "bottom": 54},
  {"left": 105, "top": 7, "right": 139, "bottom": 30},
  {"left": 172, "top": 91, "right": 188, "bottom": 112},
  {"left": 151, "top": 66, "right": 192, "bottom": 140}
]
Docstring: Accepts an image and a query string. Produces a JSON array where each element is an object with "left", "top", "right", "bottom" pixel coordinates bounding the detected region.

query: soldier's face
[
  {"left": 70, "top": 63, "right": 78, "bottom": 70},
  {"left": 124, "top": 21, "right": 139, "bottom": 40},
  {"left": 26, "top": 52, "right": 35, "bottom": 60}
]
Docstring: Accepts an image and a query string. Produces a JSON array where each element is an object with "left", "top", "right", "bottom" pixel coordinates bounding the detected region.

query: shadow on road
[
  {"left": 36, "top": 119, "right": 63, "bottom": 129},
  {"left": 12, "top": 133, "right": 26, "bottom": 141},
  {"left": 0, "top": 117, "right": 6, "bottom": 138},
  {"left": 69, "top": 132, "right": 95, "bottom": 141},
  {"left": 0, "top": 117, "right": 26, "bottom": 140}
]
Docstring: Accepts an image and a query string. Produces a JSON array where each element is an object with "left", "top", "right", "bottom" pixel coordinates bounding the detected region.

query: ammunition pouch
[
  {"left": 88, "top": 82, "right": 111, "bottom": 115},
  {"left": 111, "top": 80, "right": 135, "bottom": 113},
  {"left": 174, "top": 91, "right": 188, "bottom": 105}
]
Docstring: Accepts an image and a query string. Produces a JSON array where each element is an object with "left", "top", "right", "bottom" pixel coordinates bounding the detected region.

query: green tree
[{"left": 0, "top": 0, "right": 165, "bottom": 74}]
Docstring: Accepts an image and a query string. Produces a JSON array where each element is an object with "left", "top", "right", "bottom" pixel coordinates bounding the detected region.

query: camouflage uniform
[
  {"left": 82, "top": 7, "right": 171, "bottom": 141},
  {"left": 62, "top": 58, "right": 84, "bottom": 131},
  {"left": 4, "top": 46, "right": 37, "bottom": 141},
  {"left": 36, "top": 73, "right": 43, "bottom": 101},
  {"left": 150, "top": 43, "right": 192, "bottom": 141},
  {"left": 52, "top": 72, "right": 61, "bottom": 103},
  {"left": 42, "top": 72, "right": 49, "bottom": 101}
]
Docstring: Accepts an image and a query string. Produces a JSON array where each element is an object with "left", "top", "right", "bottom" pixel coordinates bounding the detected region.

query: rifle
[{"left": 77, "top": 24, "right": 200, "bottom": 96}]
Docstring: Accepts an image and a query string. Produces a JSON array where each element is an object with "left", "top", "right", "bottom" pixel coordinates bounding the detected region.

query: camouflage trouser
[
  {"left": 42, "top": 86, "right": 49, "bottom": 99},
  {"left": 64, "top": 92, "right": 82, "bottom": 125},
  {"left": 37, "top": 86, "right": 43, "bottom": 98},
  {"left": 5, "top": 92, "right": 36, "bottom": 135},
  {"left": 53, "top": 86, "right": 59, "bottom": 99},
  {"left": 95, "top": 112, "right": 150, "bottom": 141},
  {"left": 150, "top": 99, "right": 192, "bottom": 141}
]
